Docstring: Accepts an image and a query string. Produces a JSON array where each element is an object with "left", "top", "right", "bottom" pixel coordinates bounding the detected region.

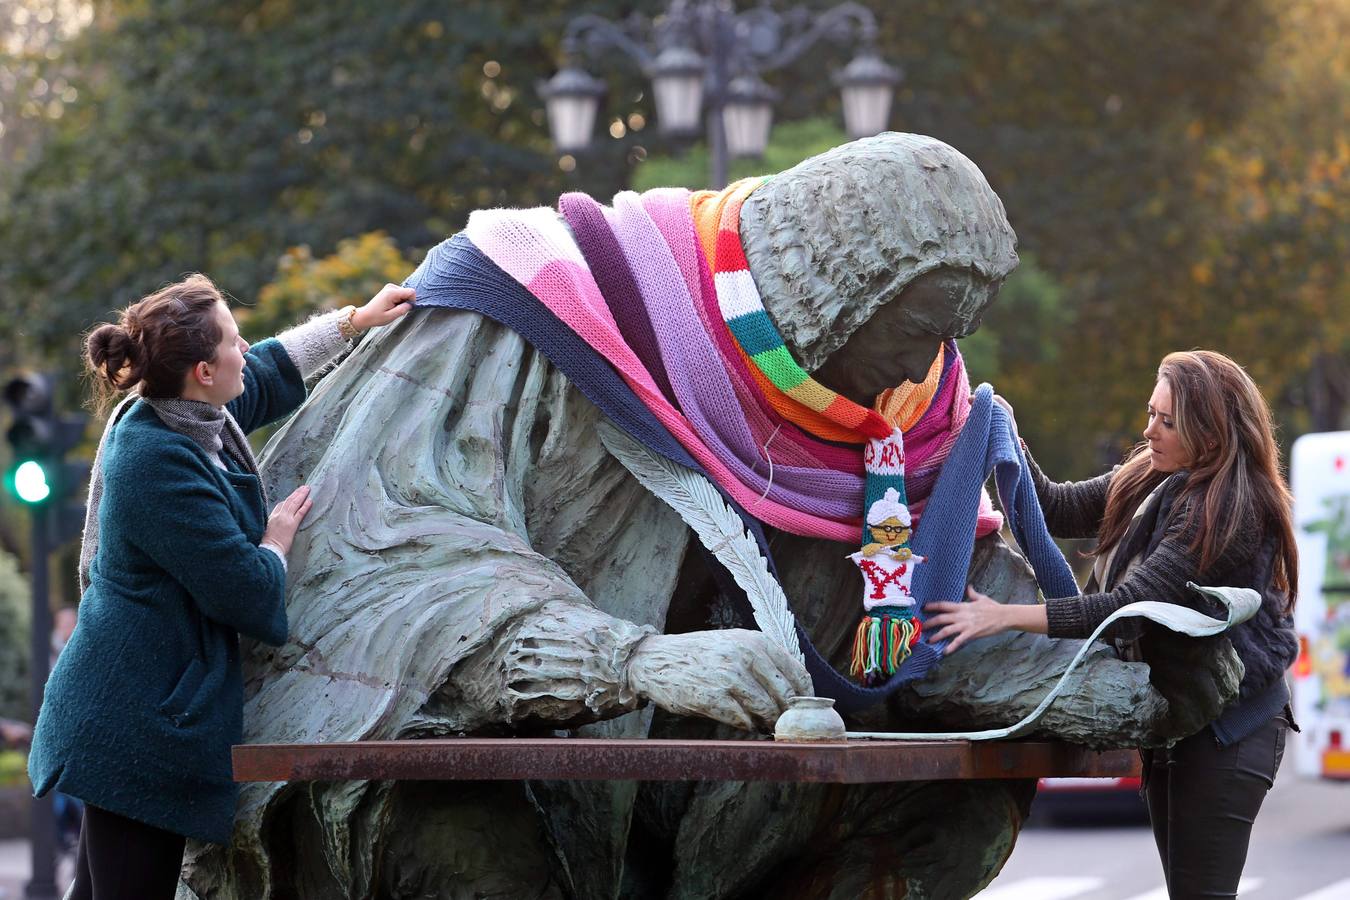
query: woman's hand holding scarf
[{"left": 352, "top": 284, "right": 416, "bottom": 331}]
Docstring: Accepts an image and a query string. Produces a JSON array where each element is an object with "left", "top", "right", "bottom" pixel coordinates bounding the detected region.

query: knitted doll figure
[
  {"left": 851, "top": 489, "right": 926, "bottom": 605},
  {"left": 849, "top": 433, "right": 927, "bottom": 683}
]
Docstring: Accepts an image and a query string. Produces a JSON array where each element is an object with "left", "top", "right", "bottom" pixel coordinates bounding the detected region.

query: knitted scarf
[
  {"left": 465, "top": 202, "right": 859, "bottom": 541},
  {"left": 640, "top": 188, "right": 856, "bottom": 473},
  {"left": 849, "top": 430, "right": 927, "bottom": 681},
  {"left": 575, "top": 190, "right": 860, "bottom": 519},
  {"left": 408, "top": 232, "right": 1078, "bottom": 710},
  {"left": 690, "top": 181, "right": 869, "bottom": 444}
]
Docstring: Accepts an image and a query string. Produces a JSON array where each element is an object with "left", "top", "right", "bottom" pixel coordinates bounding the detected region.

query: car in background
[{"left": 1031, "top": 775, "right": 1149, "bottom": 826}]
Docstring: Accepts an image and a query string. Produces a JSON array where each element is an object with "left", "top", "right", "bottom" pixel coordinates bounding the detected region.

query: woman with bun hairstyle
[
  {"left": 927, "top": 350, "right": 1300, "bottom": 899},
  {"left": 27, "top": 273, "right": 413, "bottom": 899}
]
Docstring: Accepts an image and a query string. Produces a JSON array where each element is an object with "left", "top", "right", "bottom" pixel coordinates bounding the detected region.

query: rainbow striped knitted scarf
[
  {"left": 463, "top": 182, "right": 1028, "bottom": 684},
  {"left": 692, "top": 178, "right": 894, "bottom": 443}
]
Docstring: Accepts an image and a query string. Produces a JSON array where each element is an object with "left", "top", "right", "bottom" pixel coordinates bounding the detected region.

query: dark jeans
[
  {"left": 68, "top": 804, "right": 186, "bottom": 900},
  {"left": 53, "top": 791, "right": 84, "bottom": 853},
  {"left": 1142, "top": 716, "right": 1287, "bottom": 900}
]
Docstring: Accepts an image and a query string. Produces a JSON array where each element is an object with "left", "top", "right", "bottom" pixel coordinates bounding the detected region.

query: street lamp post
[{"left": 539, "top": 1, "right": 899, "bottom": 189}]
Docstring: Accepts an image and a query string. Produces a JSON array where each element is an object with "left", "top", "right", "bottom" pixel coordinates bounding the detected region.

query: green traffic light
[{"left": 13, "top": 460, "right": 51, "bottom": 503}]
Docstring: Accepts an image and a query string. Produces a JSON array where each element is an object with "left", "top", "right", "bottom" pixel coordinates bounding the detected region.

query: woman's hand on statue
[
  {"left": 352, "top": 284, "right": 415, "bottom": 331},
  {"left": 625, "top": 630, "right": 813, "bottom": 733},
  {"left": 925, "top": 585, "right": 1012, "bottom": 654},
  {"left": 262, "top": 484, "right": 313, "bottom": 557}
]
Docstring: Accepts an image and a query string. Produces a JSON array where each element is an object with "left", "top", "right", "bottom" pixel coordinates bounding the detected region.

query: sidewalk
[
  {"left": 0, "top": 840, "right": 26, "bottom": 900},
  {"left": 0, "top": 840, "right": 71, "bottom": 899}
]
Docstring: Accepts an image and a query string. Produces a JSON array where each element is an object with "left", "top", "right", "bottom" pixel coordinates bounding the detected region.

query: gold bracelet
[{"left": 337, "top": 305, "right": 360, "bottom": 339}]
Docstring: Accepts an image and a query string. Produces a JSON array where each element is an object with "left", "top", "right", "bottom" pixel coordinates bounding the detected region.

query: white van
[{"left": 1290, "top": 431, "right": 1350, "bottom": 780}]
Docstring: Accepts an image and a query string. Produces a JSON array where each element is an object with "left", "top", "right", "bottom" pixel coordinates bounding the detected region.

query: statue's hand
[{"left": 626, "top": 630, "right": 813, "bottom": 733}]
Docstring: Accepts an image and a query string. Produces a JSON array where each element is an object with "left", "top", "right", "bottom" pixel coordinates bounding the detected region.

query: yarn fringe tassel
[{"left": 849, "top": 607, "right": 922, "bottom": 686}]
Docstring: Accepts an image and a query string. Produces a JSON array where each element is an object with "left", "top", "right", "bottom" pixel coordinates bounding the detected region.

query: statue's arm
[
  {"left": 438, "top": 592, "right": 809, "bottom": 735},
  {"left": 253, "top": 309, "right": 807, "bottom": 739},
  {"left": 1021, "top": 444, "right": 1113, "bottom": 540},
  {"left": 445, "top": 598, "right": 656, "bottom": 731}
]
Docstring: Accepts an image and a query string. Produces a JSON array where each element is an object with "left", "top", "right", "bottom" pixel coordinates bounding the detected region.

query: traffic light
[
  {"left": 5, "top": 373, "right": 88, "bottom": 899},
  {"left": 3, "top": 373, "right": 90, "bottom": 542}
]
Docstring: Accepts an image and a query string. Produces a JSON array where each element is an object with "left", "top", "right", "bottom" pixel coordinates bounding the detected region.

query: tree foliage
[
  {"left": 859, "top": 0, "right": 1348, "bottom": 467},
  {"left": 631, "top": 117, "right": 849, "bottom": 191},
  {"left": 0, "top": 0, "right": 656, "bottom": 376},
  {"left": 0, "top": 549, "right": 31, "bottom": 723},
  {"left": 0, "top": 0, "right": 92, "bottom": 168},
  {"left": 241, "top": 230, "right": 420, "bottom": 342},
  {"left": 0, "top": 0, "right": 1344, "bottom": 485}
]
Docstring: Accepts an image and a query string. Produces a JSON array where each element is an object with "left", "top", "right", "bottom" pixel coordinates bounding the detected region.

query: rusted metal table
[{"left": 233, "top": 738, "right": 1141, "bottom": 783}]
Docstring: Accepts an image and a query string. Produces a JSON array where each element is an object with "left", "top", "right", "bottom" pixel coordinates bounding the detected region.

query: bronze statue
[{"left": 182, "top": 134, "right": 1240, "bottom": 900}]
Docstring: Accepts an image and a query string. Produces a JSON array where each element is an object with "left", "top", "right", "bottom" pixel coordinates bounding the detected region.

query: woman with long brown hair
[{"left": 927, "top": 350, "right": 1299, "bottom": 899}]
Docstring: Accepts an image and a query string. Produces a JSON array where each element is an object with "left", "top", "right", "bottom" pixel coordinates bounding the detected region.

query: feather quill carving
[{"left": 598, "top": 423, "right": 806, "bottom": 668}]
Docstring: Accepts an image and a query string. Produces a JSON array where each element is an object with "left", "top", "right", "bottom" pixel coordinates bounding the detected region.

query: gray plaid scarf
[{"left": 78, "top": 394, "right": 263, "bottom": 592}]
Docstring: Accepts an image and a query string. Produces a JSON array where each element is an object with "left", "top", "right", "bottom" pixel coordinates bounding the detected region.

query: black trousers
[
  {"left": 68, "top": 804, "right": 186, "bottom": 900},
  {"left": 1142, "top": 716, "right": 1286, "bottom": 900}
]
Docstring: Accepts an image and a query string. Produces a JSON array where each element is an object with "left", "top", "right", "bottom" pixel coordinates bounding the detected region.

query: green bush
[
  {"left": 0, "top": 749, "right": 26, "bottom": 787},
  {"left": 0, "top": 549, "right": 31, "bottom": 724},
  {"left": 631, "top": 117, "right": 850, "bottom": 192},
  {"left": 239, "top": 231, "right": 422, "bottom": 343}
]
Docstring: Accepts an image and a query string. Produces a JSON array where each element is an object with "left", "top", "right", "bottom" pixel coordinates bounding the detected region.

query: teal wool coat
[{"left": 29, "top": 340, "right": 306, "bottom": 844}]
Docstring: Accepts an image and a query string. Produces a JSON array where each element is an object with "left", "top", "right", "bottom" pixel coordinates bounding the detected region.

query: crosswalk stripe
[
  {"left": 1294, "top": 877, "right": 1350, "bottom": 900},
  {"left": 970, "top": 872, "right": 1350, "bottom": 900},
  {"left": 977, "top": 876, "right": 1105, "bottom": 900},
  {"left": 1121, "top": 876, "right": 1263, "bottom": 900}
]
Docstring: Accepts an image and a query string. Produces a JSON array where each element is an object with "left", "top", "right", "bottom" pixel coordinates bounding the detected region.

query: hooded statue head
[{"left": 740, "top": 132, "right": 1019, "bottom": 400}]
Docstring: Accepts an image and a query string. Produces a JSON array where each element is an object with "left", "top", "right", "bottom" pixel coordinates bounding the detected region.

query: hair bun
[
  {"left": 85, "top": 274, "right": 225, "bottom": 410},
  {"left": 85, "top": 321, "right": 145, "bottom": 391}
]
